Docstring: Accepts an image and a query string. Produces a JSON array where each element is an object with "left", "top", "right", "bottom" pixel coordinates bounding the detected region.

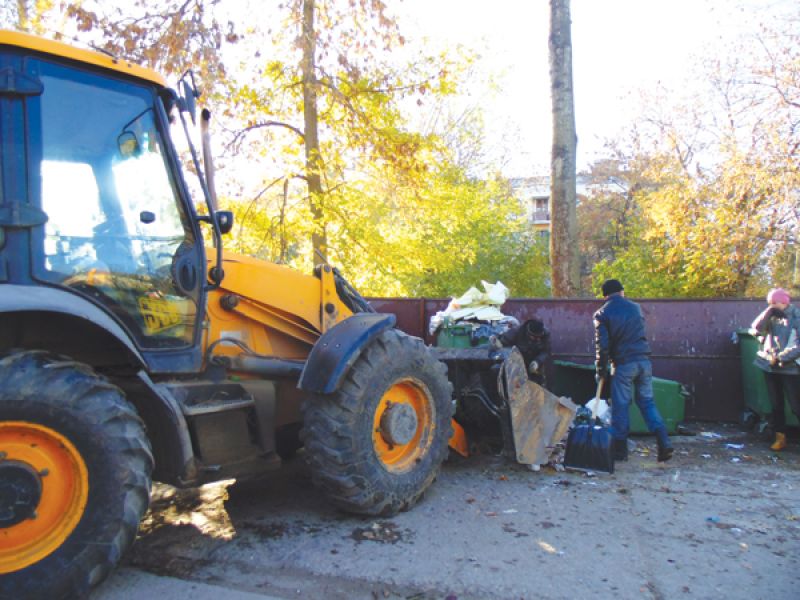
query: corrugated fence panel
[{"left": 368, "top": 298, "right": 765, "bottom": 422}]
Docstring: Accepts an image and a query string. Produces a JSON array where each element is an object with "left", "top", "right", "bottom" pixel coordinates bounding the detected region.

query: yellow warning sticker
[{"left": 138, "top": 296, "right": 182, "bottom": 334}]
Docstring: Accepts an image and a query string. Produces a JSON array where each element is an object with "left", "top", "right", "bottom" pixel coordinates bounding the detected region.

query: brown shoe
[{"left": 771, "top": 432, "right": 787, "bottom": 451}]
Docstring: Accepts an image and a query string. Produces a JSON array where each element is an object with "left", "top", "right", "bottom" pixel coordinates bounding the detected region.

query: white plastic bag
[{"left": 584, "top": 397, "right": 611, "bottom": 426}]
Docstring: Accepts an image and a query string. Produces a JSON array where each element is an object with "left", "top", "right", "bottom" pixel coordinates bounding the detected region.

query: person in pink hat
[{"left": 751, "top": 288, "right": 800, "bottom": 450}]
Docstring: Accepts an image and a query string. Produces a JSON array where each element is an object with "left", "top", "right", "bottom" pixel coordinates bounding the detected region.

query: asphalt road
[{"left": 93, "top": 423, "right": 799, "bottom": 600}]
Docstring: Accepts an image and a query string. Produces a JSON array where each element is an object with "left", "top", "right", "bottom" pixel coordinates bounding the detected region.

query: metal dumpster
[
  {"left": 551, "top": 360, "right": 686, "bottom": 434},
  {"left": 735, "top": 329, "right": 798, "bottom": 427}
]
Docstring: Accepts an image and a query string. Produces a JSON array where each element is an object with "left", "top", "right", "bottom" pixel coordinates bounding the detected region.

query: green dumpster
[
  {"left": 551, "top": 360, "right": 687, "bottom": 434},
  {"left": 736, "top": 328, "right": 798, "bottom": 426}
]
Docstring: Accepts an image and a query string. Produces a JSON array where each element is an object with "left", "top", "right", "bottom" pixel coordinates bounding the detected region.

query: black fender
[
  {"left": 0, "top": 284, "right": 144, "bottom": 367},
  {"left": 298, "top": 312, "right": 396, "bottom": 394}
]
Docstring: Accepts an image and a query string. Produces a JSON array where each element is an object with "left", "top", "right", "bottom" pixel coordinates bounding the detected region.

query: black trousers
[{"left": 762, "top": 371, "right": 800, "bottom": 433}]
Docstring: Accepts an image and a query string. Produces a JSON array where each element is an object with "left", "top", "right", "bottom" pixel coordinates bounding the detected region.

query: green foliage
[
  {"left": 586, "top": 9, "right": 800, "bottom": 299},
  {"left": 215, "top": 2, "right": 544, "bottom": 297},
  {"left": 324, "top": 171, "right": 550, "bottom": 298}
]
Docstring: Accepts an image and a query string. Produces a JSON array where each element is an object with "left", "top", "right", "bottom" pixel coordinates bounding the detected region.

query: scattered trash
[
  {"left": 528, "top": 464, "right": 541, "bottom": 472},
  {"left": 484, "top": 511, "right": 498, "bottom": 517},
  {"left": 351, "top": 521, "right": 404, "bottom": 544},
  {"left": 502, "top": 509, "right": 518, "bottom": 514},
  {"left": 701, "top": 454, "right": 712, "bottom": 459},
  {"left": 725, "top": 443, "right": 745, "bottom": 450},
  {"left": 731, "top": 457, "right": 741, "bottom": 463},
  {"left": 706, "top": 516, "right": 720, "bottom": 523},
  {"left": 700, "top": 432, "right": 722, "bottom": 439},
  {"left": 672, "top": 470, "right": 680, "bottom": 482}
]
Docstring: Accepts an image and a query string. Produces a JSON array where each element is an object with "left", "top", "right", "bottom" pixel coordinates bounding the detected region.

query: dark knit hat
[
  {"left": 525, "top": 319, "right": 546, "bottom": 337},
  {"left": 601, "top": 279, "right": 624, "bottom": 296}
]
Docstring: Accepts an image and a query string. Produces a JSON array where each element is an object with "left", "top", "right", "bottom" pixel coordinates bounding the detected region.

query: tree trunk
[
  {"left": 301, "top": 0, "right": 327, "bottom": 264},
  {"left": 548, "top": 0, "right": 579, "bottom": 296}
]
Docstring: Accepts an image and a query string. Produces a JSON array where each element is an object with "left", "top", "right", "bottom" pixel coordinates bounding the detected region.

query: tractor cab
[{"left": 0, "top": 30, "right": 221, "bottom": 371}]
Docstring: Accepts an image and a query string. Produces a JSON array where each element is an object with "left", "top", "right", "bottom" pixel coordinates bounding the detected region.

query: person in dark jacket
[
  {"left": 751, "top": 287, "right": 800, "bottom": 451},
  {"left": 499, "top": 318, "right": 551, "bottom": 385},
  {"left": 593, "top": 279, "right": 673, "bottom": 462}
]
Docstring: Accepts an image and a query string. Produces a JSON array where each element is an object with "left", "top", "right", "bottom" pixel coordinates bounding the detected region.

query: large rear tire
[
  {"left": 0, "top": 351, "right": 153, "bottom": 599},
  {"left": 302, "top": 329, "right": 453, "bottom": 516}
]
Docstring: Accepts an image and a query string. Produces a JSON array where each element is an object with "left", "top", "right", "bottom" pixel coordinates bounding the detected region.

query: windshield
[{"left": 32, "top": 60, "right": 198, "bottom": 348}]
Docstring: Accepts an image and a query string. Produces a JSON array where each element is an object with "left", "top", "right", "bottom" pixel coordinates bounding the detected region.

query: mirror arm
[
  {"left": 200, "top": 108, "right": 218, "bottom": 212},
  {"left": 176, "top": 104, "right": 224, "bottom": 290}
]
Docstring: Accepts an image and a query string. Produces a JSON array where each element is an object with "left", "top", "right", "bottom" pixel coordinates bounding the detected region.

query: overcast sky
[{"left": 394, "top": 0, "right": 794, "bottom": 176}]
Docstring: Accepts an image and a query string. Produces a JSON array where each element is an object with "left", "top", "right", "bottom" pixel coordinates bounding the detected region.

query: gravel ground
[{"left": 94, "top": 422, "right": 800, "bottom": 600}]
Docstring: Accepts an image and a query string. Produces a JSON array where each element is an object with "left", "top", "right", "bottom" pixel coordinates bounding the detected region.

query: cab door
[{"left": 25, "top": 57, "right": 205, "bottom": 369}]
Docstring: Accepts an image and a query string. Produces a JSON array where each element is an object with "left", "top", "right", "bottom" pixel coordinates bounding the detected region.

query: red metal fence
[{"left": 368, "top": 297, "right": 766, "bottom": 422}]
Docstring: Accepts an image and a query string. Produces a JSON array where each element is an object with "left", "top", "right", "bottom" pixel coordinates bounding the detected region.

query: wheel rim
[
  {"left": 0, "top": 421, "right": 89, "bottom": 574},
  {"left": 372, "top": 379, "right": 435, "bottom": 472}
]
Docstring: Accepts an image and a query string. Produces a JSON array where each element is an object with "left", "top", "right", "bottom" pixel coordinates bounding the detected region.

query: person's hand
[
  {"left": 528, "top": 360, "right": 539, "bottom": 374},
  {"left": 768, "top": 351, "right": 780, "bottom": 367}
]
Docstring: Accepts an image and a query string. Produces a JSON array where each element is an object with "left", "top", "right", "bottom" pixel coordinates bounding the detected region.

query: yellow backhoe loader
[{"left": 0, "top": 31, "right": 570, "bottom": 599}]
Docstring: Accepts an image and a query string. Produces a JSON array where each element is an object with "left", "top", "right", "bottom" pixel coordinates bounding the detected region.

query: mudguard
[
  {"left": 0, "top": 284, "right": 144, "bottom": 366},
  {"left": 298, "top": 312, "right": 396, "bottom": 394}
]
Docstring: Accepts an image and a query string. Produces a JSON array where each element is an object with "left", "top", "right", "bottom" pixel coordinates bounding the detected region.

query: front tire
[
  {"left": 302, "top": 329, "right": 453, "bottom": 516},
  {"left": 0, "top": 351, "right": 153, "bottom": 599}
]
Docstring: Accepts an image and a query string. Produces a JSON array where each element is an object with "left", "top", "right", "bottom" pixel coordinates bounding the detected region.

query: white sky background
[{"left": 392, "top": 0, "right": 794, "bottom": 177}]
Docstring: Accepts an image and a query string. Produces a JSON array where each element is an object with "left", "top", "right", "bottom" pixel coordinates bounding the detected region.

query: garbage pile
[{"left": 429, "top": 281, "right": 519, "bottom": 346}]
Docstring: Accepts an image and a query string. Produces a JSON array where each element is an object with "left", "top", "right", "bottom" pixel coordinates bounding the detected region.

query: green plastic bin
[
  {"left": 551, "top": 360, "right": 686, "bottom": 434},
  {"left": 736, "top": 329, "right": 798, "bottom": 426},
  {"left": 435, "top": 323, "right": 474, "bottom": 348}
]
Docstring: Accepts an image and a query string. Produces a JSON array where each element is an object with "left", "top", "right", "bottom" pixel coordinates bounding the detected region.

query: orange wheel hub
[
  {"left": 0, "top": 421, "right": 89, "bottom": 574},
  {"left": 372, "top": 380, "right": 435, "bottom": 472}
]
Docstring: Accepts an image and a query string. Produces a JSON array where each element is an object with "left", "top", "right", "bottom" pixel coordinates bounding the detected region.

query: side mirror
[
  {"left": 215, "top": 210, "right": 234, "bottom": 235},
  {"left": 180, "top": 78, "right": 197, "bottom": 125},
  {"left": 117, "top": 131, "right": 141, "bottom": 158}
]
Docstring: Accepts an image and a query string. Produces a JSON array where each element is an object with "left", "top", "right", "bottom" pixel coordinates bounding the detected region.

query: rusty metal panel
[
  {"left": 370, "top": 297, "right": 766, "bottom": 422},
  {"left": 368, "top": 298, "right": 427, "bottom": 339}
]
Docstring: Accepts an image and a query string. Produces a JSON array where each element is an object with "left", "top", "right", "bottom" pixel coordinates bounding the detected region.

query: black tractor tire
[
  {"left": 0, "top": 351, "right": 153, "bottom": 600},
  {"left": 301, "top": 329, "right": 453, "bottom": 516}
]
